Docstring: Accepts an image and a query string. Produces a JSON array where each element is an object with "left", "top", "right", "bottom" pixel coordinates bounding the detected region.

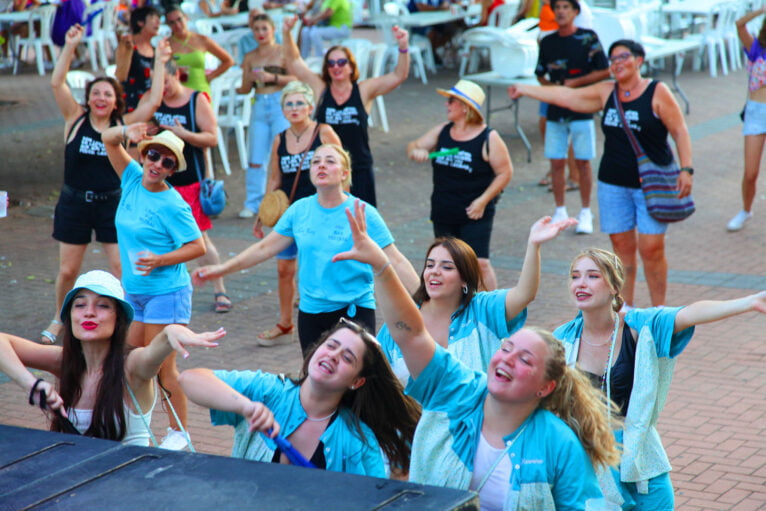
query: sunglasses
[
  {"left": 284, "top": 100, "right": 307, "bottom": 109},
  {"left": 609, "top": 52, "right": 633, "bottom": 64},
  {"left": 145, "top": 148, "right": 177, "bottom": 171},
  {"left": 326, "top": 58, "right": 349, "bottom": 68}
]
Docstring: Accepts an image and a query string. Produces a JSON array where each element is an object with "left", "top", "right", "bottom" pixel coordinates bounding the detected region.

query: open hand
[
  {"left": 164, "top": 324, "right": 225, "bottom": 359},
  {"left": 332, "top": 200, "right": 388, "bottom": 270},
  {"left": 528, "top": 215, "right": 577, "bottom": 245}
]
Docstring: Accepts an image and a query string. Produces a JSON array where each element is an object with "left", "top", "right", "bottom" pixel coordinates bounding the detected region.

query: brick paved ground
[{"left": 2, "top": 46, "right": 766, "bottom": 509}]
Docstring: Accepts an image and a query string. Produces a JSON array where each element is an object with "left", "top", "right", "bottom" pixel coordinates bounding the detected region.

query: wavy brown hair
[
  {"left": 53, "top": 302, "right": 130, "bottom": 441},
  {"left": 321, "top": 46, "right": 360, "bottom": 85},
  {"left": 570, "top": 248, "right": 625, "bottom": 313},
  {"left": 412, "top": 237, "right": 485, "bottom": 311},
  {"left": 296, "top": 319, "right": 421, "bottom": 471},
  {"left": 530, "top": 327, "right": 622, "bottom": 469},
  {"left": 84, "top": 77, "right": 126, "bottom": 125}
]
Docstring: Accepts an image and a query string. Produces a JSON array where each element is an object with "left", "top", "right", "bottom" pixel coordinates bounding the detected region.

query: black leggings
[{"left": 297, "top": 306, "right": 376, "bottom": 355}]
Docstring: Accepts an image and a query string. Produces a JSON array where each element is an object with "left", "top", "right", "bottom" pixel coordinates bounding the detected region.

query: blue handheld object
[
  {"left": 82, "top": 8, "right": 103, "bottom": 27},
  {"left": 266, "top": 430, "right": 317, "bottom": 468}
]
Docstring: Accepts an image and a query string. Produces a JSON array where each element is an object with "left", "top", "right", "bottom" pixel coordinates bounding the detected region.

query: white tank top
[
  {"left": 68, "top": 393, "right": 156, "bottom": 446},
  {"left": 469, "top": 434, "right": 512, "bottom": 511}
]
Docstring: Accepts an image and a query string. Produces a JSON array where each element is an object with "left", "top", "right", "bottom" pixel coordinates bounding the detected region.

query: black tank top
[
  {"left": 584, "top": 325, "right": 637, "bottom": 417},
  {"left": 162, "top": 91, "right": 206, "bottom": 188},
  {"left": 430, "top": 123, "right": 495, "bottom": 224},
  {"left": 123, "top": 49, "right": 154, "bottom": 113},
  {"left": 598, "top": 80, "right": 674, "bottom": 188},
  {"left": 315, "top": 83, "right": 372, "bottom": 170},
  {"left": 277, "top": 128, "right": 321, "bottom": 201},
  {"left": 64, "top": 114, "right": 121, "bottom": 192}
]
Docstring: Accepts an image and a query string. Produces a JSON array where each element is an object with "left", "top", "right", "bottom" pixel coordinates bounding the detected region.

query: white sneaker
[
  {"left": 575, "top": 209, "right": 593, "bottom": 234},
  {"left": 159, "top": 427, "right": 189, "bottom": 451},
  {"left": 238, "top": 207, "right": 255, "bottom": 219},
  {"left": 551, "top": 208, "right": 569, "bottom": 224},
  {"left": 726, "top": 210, "right": 752, "bottom": 231}
]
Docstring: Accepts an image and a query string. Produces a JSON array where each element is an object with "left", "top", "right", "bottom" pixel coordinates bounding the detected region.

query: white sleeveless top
[
  {"left": 469, "top": 434, "right": 512, "bottom": 511},
  {"left": 68, "top": 393, "right": 156, "bottom": 446}
]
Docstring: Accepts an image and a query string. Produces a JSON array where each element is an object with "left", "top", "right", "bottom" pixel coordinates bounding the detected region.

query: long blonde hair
[
  {"left": 570, "top": 248, "right": 625, "bottom": 313},
  {"left": 531, "top": 327, "right": 622, "bottom": 469}
]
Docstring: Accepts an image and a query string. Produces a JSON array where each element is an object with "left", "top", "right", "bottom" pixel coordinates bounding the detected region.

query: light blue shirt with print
[
  {"left": 377, "top": 289, "right": 527, "bottom": 385},
  {"left": 406, "top": 346, "right": 603, "bottom": 510},
  {"left": 554, "top": 306, "right": 694, "bottom": 494},
  {"left": 274, "top": 195, "right": 394, "bottom": 314},
  {"left": 210, "top": 369, "right": 386, "bottom": 478},
  {"left": 116, "top": 160, "right": 201, "bottom": 295}
]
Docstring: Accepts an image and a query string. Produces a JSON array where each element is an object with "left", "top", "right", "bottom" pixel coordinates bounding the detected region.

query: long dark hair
[
  {"left": 84, "top": 77, "right": 126, "bottom": 124},
  {"left": 52, "top": 303, "right": 130, "bottom": 441},
  {"left": 412, "top": 237, "right": 484, "bottom": 310},
  {"left": 296, "top": 319, "right": 421, "bottom": 470}
]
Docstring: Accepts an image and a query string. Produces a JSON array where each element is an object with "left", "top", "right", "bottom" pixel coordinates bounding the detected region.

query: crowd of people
[{"left": 3, "top": 0, "right": 766, "bottom": 509}]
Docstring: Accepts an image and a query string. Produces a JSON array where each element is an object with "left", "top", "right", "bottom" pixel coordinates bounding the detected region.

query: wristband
[
  {"left": 398, "top": 47, "right": 409, "bottom": 54},
  {"left": 375, "top": 261, "right": 392, "bottom": 277},
  {"left": 680, "top": 167, "right": 694, "bottom": 175},
  {"left": 28, "top": 378, "right": 44, "bottom": 406}
]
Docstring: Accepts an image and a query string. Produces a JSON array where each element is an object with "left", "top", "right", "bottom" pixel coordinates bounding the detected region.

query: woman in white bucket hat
[
  {"left": 407, "top": 79, "right": 514, "bottom": 292},
  {"left": 0, "top": 270, "right": 223, "bottom": 446}
]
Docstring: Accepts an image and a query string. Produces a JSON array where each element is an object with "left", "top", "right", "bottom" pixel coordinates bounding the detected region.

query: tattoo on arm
[{"left": 394, "top": 321, "right": 412, "bottom": 332}]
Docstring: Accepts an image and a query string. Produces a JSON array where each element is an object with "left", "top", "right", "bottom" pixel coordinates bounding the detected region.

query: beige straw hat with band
[
  {"left": 436, "top": 79, "right": 486, "bottom": 122},
  {"left": 137, "top": 130, "right": 187, "bottom": 172}
]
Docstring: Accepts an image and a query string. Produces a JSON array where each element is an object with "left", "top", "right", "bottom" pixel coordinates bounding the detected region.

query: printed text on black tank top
[
  {"left": 434, "top": 149, "right": 475, "bottom": 173},
  {"left": 79, "top": 136, "right": 107, "bottom": 157},
  {"left": 325, "top": 106, "right": 361, "bottom": 126}
]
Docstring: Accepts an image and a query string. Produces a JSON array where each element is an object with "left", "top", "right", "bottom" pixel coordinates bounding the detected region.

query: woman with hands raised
[
  {"left": 0, "top": 271, "right": 223, "bottom": 445},
  {"left": 334, "top": 201, "right": 619, "bottom": 509}
]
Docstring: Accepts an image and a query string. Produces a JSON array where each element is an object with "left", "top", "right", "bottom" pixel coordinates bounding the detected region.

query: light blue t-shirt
[
  {"left": 377, "top": 289, "right": 527, "bottom": 385},
  {"left": 210, "top": 369, "right": 386, "bottom": 478},
  {"left": 406, "top": 346, "right": 603, "bottom": 510},
  {"left": 274, "top": 194, "right": 394, "bottom": 313},
  {"left": 115, "top": 160, "right": 201, "bottom": 295}
]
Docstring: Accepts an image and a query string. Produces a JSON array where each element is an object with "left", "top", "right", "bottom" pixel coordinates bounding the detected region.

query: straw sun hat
[
  {"left": 436, "top": 79, "right": 486, "bottom": 122},
  {"left": 137, "top": 130, "right": 187, "bottom": 172}
]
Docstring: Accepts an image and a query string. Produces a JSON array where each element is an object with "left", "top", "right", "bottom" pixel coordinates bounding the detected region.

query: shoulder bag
[
  {"left": 612, "top": 85, "right": 695, "bottom": 223},
  {"left": 189, "top": 91, "right": 227, "bottom": 216}
]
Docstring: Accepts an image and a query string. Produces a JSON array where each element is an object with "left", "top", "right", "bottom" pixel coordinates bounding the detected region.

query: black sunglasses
[
  {"left": 145, "top": 148, "right": 177, "bottom": 171},
  {"left": 327, "top": 58, "right": 349, "bottom": 68}
]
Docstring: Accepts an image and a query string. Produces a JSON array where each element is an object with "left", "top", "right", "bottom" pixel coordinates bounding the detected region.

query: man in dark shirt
[{"left": 535, "top": 0, "right": 608, "bottom": 234}]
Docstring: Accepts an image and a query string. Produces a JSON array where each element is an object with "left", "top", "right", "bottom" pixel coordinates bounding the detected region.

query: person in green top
[{"left": 299, "top": 0, "right": 353, "bottom": 57}]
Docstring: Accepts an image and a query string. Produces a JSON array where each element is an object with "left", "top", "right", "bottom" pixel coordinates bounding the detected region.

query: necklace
[
  {"left": 621, "top": 78, "right": 644, "bottom": 98},
  {"left": 581, "top": 315, "right": 618, "bottom": 347},
  {"left": 290, "top": 125, "right": 311, "bottom": 143},
  {"left": 598, "top": 314, "right": 620, "bottom": 394},
  {"left": 305, "top": 409, "right": 336, "bottom": 422}
]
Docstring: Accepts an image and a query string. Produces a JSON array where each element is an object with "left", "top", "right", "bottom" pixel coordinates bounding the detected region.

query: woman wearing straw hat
[
  {"left": 0, "top": 270, "right": 224, "bottom": 445},
  {"left": 407, "top": 80, "right": 513, "bottom": 290},
  {"left": 102, "top": 124, "right": 207, "bottom": 451},
  {"left": 252, "top": 81, "right": 342, "bottom": 347}
]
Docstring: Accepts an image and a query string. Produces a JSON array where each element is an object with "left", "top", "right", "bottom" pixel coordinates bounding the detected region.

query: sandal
[
  {"left": 547, "top": 180, "right": 580, "bottom": 193},
  {"left": 538, "top": 173, "right": 551, "bottom": 187},
  {"left": 257, "top": 323, "right": 294, "bottom": 347},
  {"left": 40, "top": 319, "right": 62, "bottom": 345},
  {"left": 214, "top": 293, "right": 232, "bottom": 313}
]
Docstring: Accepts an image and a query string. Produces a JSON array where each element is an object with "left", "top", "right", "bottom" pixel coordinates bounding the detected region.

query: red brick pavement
[{"left": 2, "top": 57, "right": 766, "bottom": 510}]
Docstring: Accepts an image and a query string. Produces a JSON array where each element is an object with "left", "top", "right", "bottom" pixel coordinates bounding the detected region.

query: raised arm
[
  {"left": 102, "top": 122, "right": 151, "bottom": 179},
  {"left": 51, "top": 24, "right": 85, "bottom": 123},
  {"left": 114, "top": 33, "right": 134, "bottom": 83},
  {"left": 466, "top": 130, "right": 512, "bottom": 221},
  {"left": 736, "top": 7, "right": 766, "bottom": 50},
  {"left": 382, "top": 243, "right": 419, "bottom": 295},
  {"left": 333, "top": 201, "right": 435, "bottom": 379},
  {"left": 359, "top": 26, "right": 409, "bottom": 106},
  {"left": 504, "top": 216, "right": 576, "bottom": 321},
  {"left": 673, "top": 291, "right": 766, "bottom": 333},
  {"left": 652, "top": 81, "right": 693, "bottom": 199},
  {"left": 0, "top": 333, "right": 64, "bottom": 414},
  {"left": 192, "top": 230, "right": 294, "bottom": 285},
  {"left": 406, "top": 122, "right": 445, "bottom": 163},
  {"left": 508, "top": 80, "right": 612, "bottom": 114},
  {"left": 179, "top": 368, "right": 280, "bottom": 435},
  {"left": 125, "top": 38, "right": 171, "bottom": 123},
  {"left": 282, "top": 16, "right": 325, "bottom": 98}
]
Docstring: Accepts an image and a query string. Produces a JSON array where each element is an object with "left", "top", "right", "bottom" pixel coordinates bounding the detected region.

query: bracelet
[
  {"left": 374, "top": 261, "right": 392, "bottom": 277},
  {"left": 28, "top": 378, "right": 44, "bottom": 406},
  {"left": 398, "top": 47, "right": 409, "bottom": 54},
  {"left": 680, "top": 166, "right": 694, "bottom": 175}
]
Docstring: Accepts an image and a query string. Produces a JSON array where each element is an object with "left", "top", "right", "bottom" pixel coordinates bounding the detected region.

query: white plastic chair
[
  {"left": 368, "top": 43, "right": 390, "bottom": 132},
  {"left": 340, "top": 38, "right": 373, "bottom": 79},
  {"left": 687, "top": 2, "right": 738, "bottom": 77},
  {"left": 458, "top": 20, "right": 537, "bottom": 77},
  {"left": 66, "top": 70, "right": 96, "bottom": 105},
  {"left": 380, "top": 1, "right": 431, "bottom": 83},
  {"left": 82, "top": 2, "right": 107, "bottom": 70},
  {"left": 104, "top": 63, "right": 117, "bottom": 78},
  {"left": 194, "top": 18, "right": 225, "bottom": 36},
  {"left": 210, "top": 68, "right": 252, "bottom": 174},
  {"left": 487, "top": 1, "right": 520, "bottom": 29},
  {"left": 14, "top": 4, "right": 57, "bottom": 76}
]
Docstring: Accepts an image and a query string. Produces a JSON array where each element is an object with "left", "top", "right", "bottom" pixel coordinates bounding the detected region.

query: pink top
[{"left": 745, "top": 39, "right": 766, "bottom": 92}]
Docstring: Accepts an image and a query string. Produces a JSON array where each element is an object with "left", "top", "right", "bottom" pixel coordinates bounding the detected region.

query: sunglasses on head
[
  {"left": 145, "top": 148, "right": 177, "bottom": 171},
  {"left": 284, "top": 100, "right": 307, "bottom": 109},
  {"left": 327, "top": 58, "right": 349, "bottom": 68}
]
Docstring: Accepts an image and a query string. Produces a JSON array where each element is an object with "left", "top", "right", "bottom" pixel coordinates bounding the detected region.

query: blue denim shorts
[
  {"left": 743, "top": 99, "right": 766, "bottom": 136},
  {"left": 597, "top": 180, "right": 668, "bottom": 235},
  {"left": 126, "top": 284, "right": 193, "bottom": 324},
  {"left": 276, "top": 240, "right": 298, "bottom": 260},
  {"left": 544, "top": 119, "right": 596, "bottom": 160}
]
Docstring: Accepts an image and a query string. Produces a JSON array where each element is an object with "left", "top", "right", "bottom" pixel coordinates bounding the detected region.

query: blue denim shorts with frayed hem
[{"left": 597, "top": 180, "right": 668, "bottom": 235}]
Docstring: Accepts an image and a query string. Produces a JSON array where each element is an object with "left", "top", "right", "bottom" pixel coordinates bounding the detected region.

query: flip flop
[
  {"left": 40, "top": 319, "right": 62, "bottom": 345},
  {"left": 214, "top": 292, "right": 232, "bottom": 313}
]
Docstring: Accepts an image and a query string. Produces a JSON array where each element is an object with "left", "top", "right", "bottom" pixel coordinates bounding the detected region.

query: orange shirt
[{"left": 538, "top": 3, "right": 557, "bottom": 32}]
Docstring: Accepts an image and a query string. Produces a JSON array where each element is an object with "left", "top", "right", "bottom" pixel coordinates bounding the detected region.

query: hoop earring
[{"left": 462, "top": 284, "right": 468, "bottom": 294}]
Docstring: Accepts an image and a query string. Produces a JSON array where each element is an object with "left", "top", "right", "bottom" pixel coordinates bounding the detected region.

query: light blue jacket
[
  {"left": 210, "top": 370, "right": 386, "bottom": 478},
  {"left": 406, "top": 347, "right": 603, "bottom": 510}
]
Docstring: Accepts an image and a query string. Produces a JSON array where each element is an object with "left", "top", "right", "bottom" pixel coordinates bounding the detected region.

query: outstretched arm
[
  {"left": 674, "top": 292, "right": 766, "bottom": 333},
  {"left": 179, "top": 368, "right": 280, "bottom": 436},
  {"left": 282, "top": 16, "right": 325, "bottom": 98},
  {"left": 333, "top": 201, "right": 435, "bottom": 379},
  {"left": 0, "top": 333, "right": 64, "bottom": 415},
  {"left": 504, "top": 216, "right": 577, "bottom": 321},
  {"left": 508, "top": 80, "right": 611, "bottom": 114}
]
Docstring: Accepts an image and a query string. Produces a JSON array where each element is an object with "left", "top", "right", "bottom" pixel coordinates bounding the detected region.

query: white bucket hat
[{"left": 60, "top": 270, "right": 134, "bottom": 322}]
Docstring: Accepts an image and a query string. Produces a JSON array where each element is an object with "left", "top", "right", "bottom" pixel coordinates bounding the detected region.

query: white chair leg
[
  {"left": 375, "top": 95, "right": 389, "bottom": 133},
  {"left": 216, "top": 126, "right": 232, "bottom": 175},
  {"left": 459, "top": 50, "right": 469, "bottom": 76},
  {"left": 99, "top": 41, "right": 109, "bottom": 70},
  {"left": 35, "top": 42, "right": 44, "bottom": 76},
  {"left": 235, "top": 123, "right": 248, "bottom": 171},
  {"left": 89, "top": 43, "right": 99, "bottom": 71},
  {"left": 412, "top": 49, "right": 428, "bottom": 84}
]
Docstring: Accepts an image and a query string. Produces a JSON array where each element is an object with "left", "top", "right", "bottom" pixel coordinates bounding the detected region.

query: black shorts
[
  {"left": 297, "top": 306, "right": 376, "bottom": 356},
  {"left": 433, "top": 210, "right": 495, "bottom": 259},
  {"left": 52, "top": 187, "right": 120, "bottom": 244}
]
